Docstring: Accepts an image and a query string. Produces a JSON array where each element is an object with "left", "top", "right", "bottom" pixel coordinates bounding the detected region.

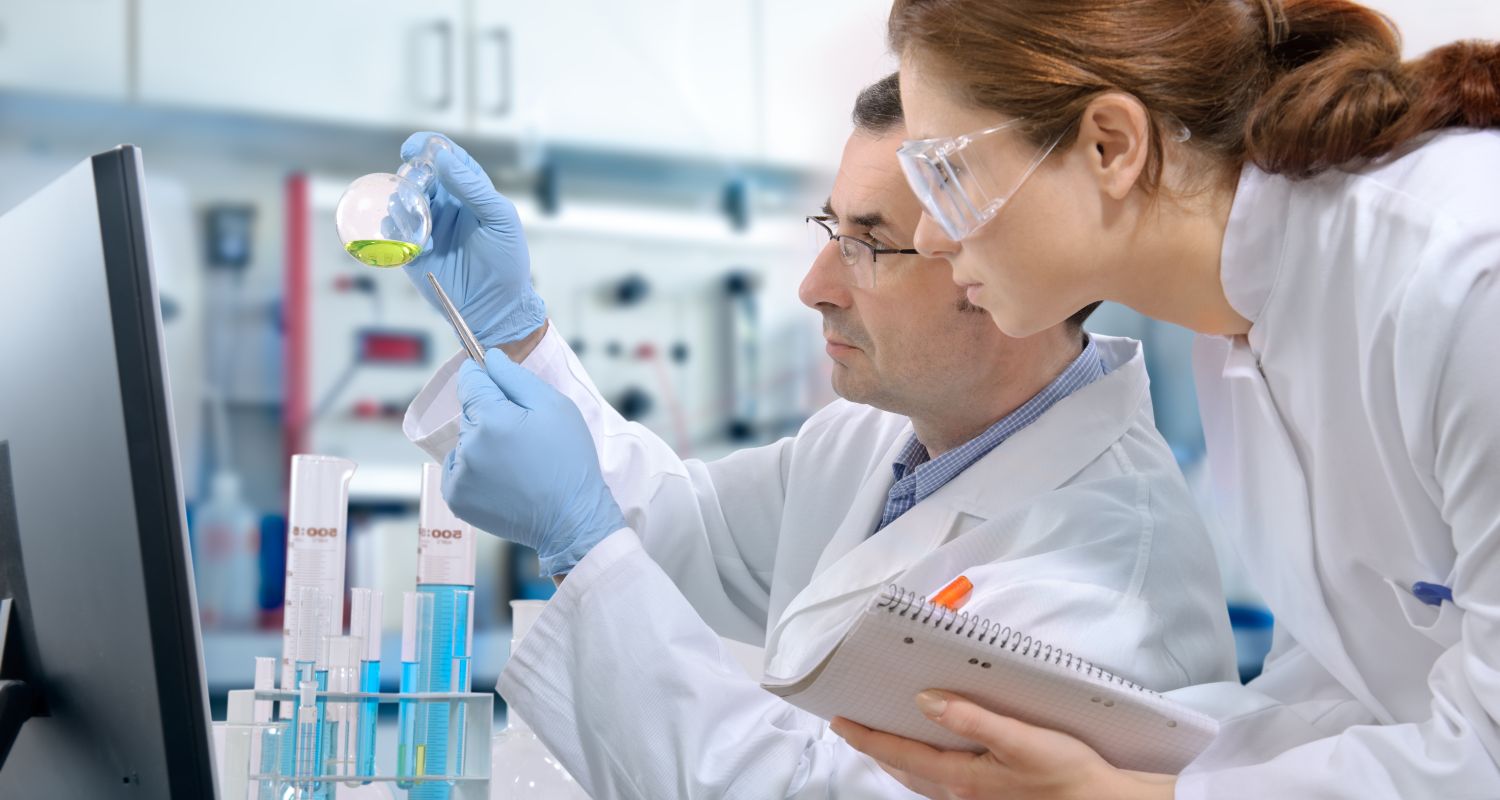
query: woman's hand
[{"left": 830, "top": 690, "right": 1176, "bottom": 800}]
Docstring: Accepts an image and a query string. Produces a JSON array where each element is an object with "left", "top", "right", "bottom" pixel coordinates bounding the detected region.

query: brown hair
[{"left": 889, "top": 0, "right": 1500, "bottom": 183}]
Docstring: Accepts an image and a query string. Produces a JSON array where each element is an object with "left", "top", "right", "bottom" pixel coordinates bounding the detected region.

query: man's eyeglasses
[{"left": 806, "top": 215, "right": 919, "bottom": 289}]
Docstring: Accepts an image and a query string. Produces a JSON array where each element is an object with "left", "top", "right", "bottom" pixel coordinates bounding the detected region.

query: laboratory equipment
[
  {"left": 427, "top": 272, "right": 488, "bottom": 365},
  {"left": 216, "top": 691, "right": 259, "bottom": 800},
  {"left": 223, "top": 685, "right": 491, "bottom": 800},
  {"left": 0, "top": 145, "right": 216, "bottom": 796},
  {"left": 490, "top": 600, "right": 587, "bottom": 799},
  {"left": 335, "top": 135, "right": 452, "bottom": 267},
  {"left": 294, "top": 664, "right": 321, "bottom": 797},
  {"left": 721, "top": 270, "right": 760, "bottom": 442},
  {"left": 349, "top": 587, "right": 383, "bottom": 780},
  {"left": 192, "top": 470, "right": 260, "bottom": 628},
  {"left": 205, "top": 203, "right": 256, "bottom": 270},
  {"left": 281, "top": 586, "right": 334, "bottom": 798},
  {"left": 413, "top": 462, "right": 477, "bottom": 800},
  {"left": 323, "top": 635, "right": 361, "bottom": 782},
  {"left": 254, "top": 657, "right": 279, "bottom": 800},
  {"left": 397, "top": 590, "right": 433, "bottom": 788},
  {"left": 280, "top": 454, "right": 356, "bottom": 716}
]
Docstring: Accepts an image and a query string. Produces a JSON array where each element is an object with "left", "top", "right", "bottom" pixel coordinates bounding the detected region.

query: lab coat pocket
[{"left": 1383, "top": 576, "right": 1463, "bottom": 649}]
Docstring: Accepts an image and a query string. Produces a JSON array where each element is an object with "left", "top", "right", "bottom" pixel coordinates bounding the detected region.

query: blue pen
[{"left": 1412, "top": 581, "right": 1453, "bottom": 607}]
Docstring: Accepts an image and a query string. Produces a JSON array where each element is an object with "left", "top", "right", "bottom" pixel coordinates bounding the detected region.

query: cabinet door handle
[
  {"left": 413, "top": 20, "right": 454, "bottom": 111},
  {"left": 488, "top": 27, "right": 513, "bottom": 117}
]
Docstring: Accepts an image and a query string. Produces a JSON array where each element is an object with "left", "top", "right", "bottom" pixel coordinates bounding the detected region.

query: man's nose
[{"left": 798, "top": 239, "right": 855, "bottom": 310}]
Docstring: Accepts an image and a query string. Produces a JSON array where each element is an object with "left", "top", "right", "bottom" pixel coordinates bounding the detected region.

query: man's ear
[{"left": 1072, "top": 92, "right": 1153, "bottom": 200}]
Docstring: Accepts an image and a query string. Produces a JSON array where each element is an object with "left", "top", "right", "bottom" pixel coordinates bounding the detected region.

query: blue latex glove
[
  {"left": 400, "top": 132, "right": 546, "bottom": 345},
  {"left": 443, "top": 350, "right": 626, "bottom": 576}
]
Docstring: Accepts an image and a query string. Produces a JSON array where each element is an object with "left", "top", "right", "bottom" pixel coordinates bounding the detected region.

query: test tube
[
  {"left": 310, "top": 596, "right": 334, "bottom": 800},
  {"left": 397, "top": 591, "right": 433, "bottom": 789},
  {"left": 294, "top": 663, "right": 320, "bottom": 798},
  {"left": 349, "top": 587, "right": 383, "bottom": 780},
  {"left": 253, "top": 657, "right": 279, "bottom": 800},
  {"left": 281, "top": 586, "right": 326, "bottom": 783},
  {"left": 323, "top": 635, "right": 360, "bottom": 782},
  {"left": 449, "top": 588, "right": 474, "bottom": 777}
]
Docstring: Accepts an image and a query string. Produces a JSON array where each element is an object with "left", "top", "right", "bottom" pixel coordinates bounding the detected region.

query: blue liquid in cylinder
[{"left": 410, "top": 584, "right": 470, "bottom": 799}]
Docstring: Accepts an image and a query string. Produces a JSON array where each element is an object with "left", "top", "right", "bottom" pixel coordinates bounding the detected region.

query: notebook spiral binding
[{"left": 877, "top": 585, "right": 1155, "bottom": 695}]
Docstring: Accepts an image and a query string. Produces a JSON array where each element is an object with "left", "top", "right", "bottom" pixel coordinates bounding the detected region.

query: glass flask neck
[{"left": 395, "top": 135, "right": 453, "bottom": 194}]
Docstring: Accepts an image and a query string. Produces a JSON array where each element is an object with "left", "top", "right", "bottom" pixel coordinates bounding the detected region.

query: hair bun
[
  {"left": 1247, "top": 39, "right": 1410, "bottom": 178},
  {"left": 1407, "top": 40, "right": 1500, "bottom": 130}
]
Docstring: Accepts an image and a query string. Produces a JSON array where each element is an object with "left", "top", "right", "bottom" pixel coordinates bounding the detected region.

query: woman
[{"left": 831, "top": 1, "right": 1500, "bottom": 798}]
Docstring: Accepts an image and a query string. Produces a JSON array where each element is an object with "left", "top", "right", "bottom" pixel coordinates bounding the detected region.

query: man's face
[{"left": 799, "top": 126, "right": 1002, "bottom": 416}]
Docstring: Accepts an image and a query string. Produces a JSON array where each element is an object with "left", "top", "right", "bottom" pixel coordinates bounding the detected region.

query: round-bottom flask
[{"left": 335, "top": 135, "right": 452, "bottom": 268}]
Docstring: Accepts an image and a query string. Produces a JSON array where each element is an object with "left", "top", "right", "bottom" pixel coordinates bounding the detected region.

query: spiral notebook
[{"left": 761, "top": 584, "right": 1218, "bottom": 774}]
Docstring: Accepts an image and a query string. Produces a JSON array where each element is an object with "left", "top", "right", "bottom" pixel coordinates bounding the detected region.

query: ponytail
[{"left": 1248, "top": 2, "right": 1500, "bottom": 178}]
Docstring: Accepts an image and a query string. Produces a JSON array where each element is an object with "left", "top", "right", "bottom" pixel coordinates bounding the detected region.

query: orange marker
[{"left": 932, "top": 575, "right": 973, "bottom": 611}]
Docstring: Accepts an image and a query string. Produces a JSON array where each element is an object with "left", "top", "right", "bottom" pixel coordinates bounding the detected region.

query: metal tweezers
[{"left": 426, "top": 272, "right": 486, "bottom": 366}]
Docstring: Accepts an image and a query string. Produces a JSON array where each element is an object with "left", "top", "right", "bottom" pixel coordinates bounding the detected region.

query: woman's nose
[{"left": 913, "top": 211, "right": 959, "bottom": 260}]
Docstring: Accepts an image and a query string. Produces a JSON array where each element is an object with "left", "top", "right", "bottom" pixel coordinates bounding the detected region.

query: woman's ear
[{"left": 1073, "top": 92, "right": 1152, "bottom": 200}]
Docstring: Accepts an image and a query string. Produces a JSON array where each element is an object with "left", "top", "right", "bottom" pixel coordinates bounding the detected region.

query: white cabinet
[
  {"left": 135, "top": 0, "right": 757, "bottom": 160},
  {"left": 759, "top": 0, "right": 897, "bottom": 170},
  {"left": 470, "top": 0, "right": 758, "bottom": 160},
  {"left": 0, "top": 1, "right": 129, "bottom": 100},
  {"left": 138, "top": 0, "right": 467, "bottom": 131}
]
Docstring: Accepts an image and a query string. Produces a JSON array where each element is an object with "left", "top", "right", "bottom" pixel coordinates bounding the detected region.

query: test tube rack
[{"left": 216, "top": 688, "right": 492, "bottom": 800}]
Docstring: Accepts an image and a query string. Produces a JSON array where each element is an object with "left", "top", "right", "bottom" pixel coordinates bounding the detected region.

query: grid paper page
[{"left": 772, "top": 588, "right": 1218, "bottom": 774}]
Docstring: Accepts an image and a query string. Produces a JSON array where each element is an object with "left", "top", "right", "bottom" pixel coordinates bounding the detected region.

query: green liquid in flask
[{"left": 345, "top": 239, "right": 422, "bottom": 268}]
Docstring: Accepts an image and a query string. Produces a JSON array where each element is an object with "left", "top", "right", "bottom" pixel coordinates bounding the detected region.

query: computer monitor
[{"left": 0, "top": 146, "right": 216, "bottom": 797}]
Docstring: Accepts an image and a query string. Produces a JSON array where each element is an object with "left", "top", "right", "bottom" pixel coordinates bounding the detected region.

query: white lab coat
[
  {"left": 1168, "top": 130, "right": 1500, "bottom": 798},
  {"left": 407, "top": 331, "right": 1237, "bottom": 798}
]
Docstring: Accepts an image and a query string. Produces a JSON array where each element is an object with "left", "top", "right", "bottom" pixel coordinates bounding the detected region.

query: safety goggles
[{"left": 897, "top": 120, "right": 1062, "bottom": 241}]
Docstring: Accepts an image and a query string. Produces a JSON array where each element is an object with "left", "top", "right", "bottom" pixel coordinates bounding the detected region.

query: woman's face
[{"left": 898, "top": 56, "right": 1114, "bottom": 339}]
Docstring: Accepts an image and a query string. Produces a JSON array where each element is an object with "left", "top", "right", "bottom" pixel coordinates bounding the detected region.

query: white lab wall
[
  {"left": 0, "top": 0, "right": 128, "bottom": 99},
  {"left": 1365, "top": 0, "right": 1500, "bottom": 55}
]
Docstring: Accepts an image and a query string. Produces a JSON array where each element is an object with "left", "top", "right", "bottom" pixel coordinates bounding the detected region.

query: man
[{"left": 402, "top": 73, "right": 1235, "bottom": 798}]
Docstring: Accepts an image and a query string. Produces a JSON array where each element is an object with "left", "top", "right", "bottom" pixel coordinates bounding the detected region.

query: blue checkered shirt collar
[{"left": 874, "top": 336, "right": 1107, "bottom": 533}]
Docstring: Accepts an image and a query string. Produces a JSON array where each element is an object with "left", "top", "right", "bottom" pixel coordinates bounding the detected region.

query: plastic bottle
[
  {"left": 194, "top": 471, "right": 259, "bottom": 628},
  {"left": 489, "top": 600, "right": 587, "bottom": 799}
]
